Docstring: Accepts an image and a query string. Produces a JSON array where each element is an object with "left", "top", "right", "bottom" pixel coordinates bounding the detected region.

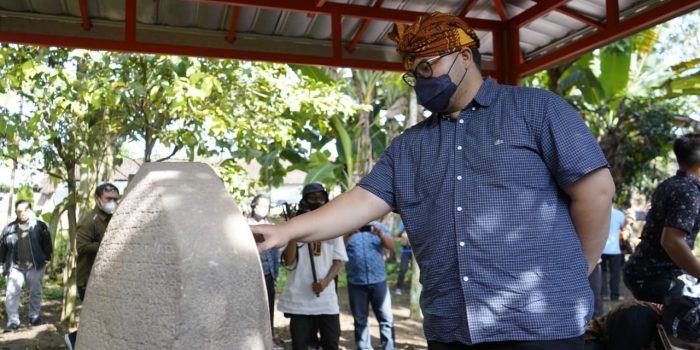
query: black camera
[{"left": 360, "top": 225, "right": 373, "bottom": 232}]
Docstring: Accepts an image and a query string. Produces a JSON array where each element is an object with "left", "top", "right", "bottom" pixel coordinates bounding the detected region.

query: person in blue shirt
[
  {"left": 394, "top": 220, "right": 411, "bottom": 296},
  {"left": 254, "top": 12, "right": 615, "bottom": 350},
  {"left": 344, "top": 220, "right": 395, "bottom": 350},
  {"left": 600, "top": 206, "right": 628, "bottom": 301}
]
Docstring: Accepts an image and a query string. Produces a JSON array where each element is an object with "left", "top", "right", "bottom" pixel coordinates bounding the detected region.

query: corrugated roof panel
[
  {"left": 468, "top": 1, "right": 501, "bottom": 21},
  {"left": 564, "top": 0, "right": 606, "bottom": 19},
  {"left": 250, "top": 9, "right": 282, "bottom": 35},
  {"left": 29, "top": 0, "right": 66, "bottom": 15},
  {"left": 158, "top": 0, "right": 198, "bottom": 28},
  {"left": 193, "top": 3, "right": 228, "bottom": 31},
  {"left": 276, "top": 11, "right": 315, "bottom": 37},
  {"left": 308, "top": 14, "right": 332, "bottom": 40},
  {"left": 236, "top": 7, "right": 258, "bottom": 32}
]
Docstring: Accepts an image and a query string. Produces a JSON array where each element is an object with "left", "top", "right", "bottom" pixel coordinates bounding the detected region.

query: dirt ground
[{"left": 0, "top": 284, "right": 633, "bottom": 349}]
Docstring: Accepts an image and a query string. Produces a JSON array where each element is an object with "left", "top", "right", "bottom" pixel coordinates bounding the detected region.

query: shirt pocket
[{"left": 474, "top": 132, "right": 550, "bottom": 190}]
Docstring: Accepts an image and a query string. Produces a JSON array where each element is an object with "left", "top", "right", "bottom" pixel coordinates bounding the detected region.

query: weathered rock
[{"left": 77, "top": 162, "right": 272, "bottom": 349}]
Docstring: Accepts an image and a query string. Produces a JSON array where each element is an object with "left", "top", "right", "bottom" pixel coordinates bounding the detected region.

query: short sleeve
[
  {"left": 537, "top": 92, "right": 609, "bottom": 188},
  {"left": 331, "top": 236, "right": 348, "bottom": 262},
  {"left": 358, "top": 138, "right": 398, "bottom": 209},
  {"left": 664, "top": 187, "right": 700, "bottom": 234}
]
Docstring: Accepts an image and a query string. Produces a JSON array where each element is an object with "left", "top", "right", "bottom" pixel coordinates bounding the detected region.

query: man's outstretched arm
[{"left": 252, "top": 187, "right": 393, "bottom": 252}]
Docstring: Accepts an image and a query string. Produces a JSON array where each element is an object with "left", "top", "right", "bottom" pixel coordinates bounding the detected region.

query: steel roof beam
[
  {"left": 517, "top": 0, "right": 700, "bottom": 77},
  {"left": 226, "top": 6, "right": 241, "bottom": 43},
  {"left": 194, "top": 0, "right": 502, "bottom": 30},
  {"left": 125, "top": 0, "right": 136, "bottom": 42},
  {"left": 606, "top": 0, "right": 619, "bottom": 27},
  {"left": 494, "top": 0, "right": 508, "bottom": 22},
  {"left": 78, "top": 0, "right": 92, "bottom": 30},
  {"left": 332, "top": 11, "right": 341, "bottom": 59},
  {"left": 346, "top": 0, "right": 384, "bottom": 54},
  {"left": 458, "top": 0, "right": 479, "bottom": 18}
]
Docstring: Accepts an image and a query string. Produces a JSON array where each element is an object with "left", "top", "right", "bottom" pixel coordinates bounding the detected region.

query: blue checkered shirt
[{"left": 358, "top": 77, "right": 608, "bottom": 344}]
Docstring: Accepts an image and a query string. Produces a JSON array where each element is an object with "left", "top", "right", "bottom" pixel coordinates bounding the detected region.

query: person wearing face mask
[
  {"left": 64, "top": 182, "right": 120, "bottom": 350},
  {"left": 247, "top": 194, "right": 280, "bottom": 334},
  {"left": 253, "top": 12, "right": 615, "bottom": 350},
  {"left": 276, "top": 183, "right": 348, "bottom": 350},
  {"left": 0, "top": 200, "right": 53, "bottom": 332}
]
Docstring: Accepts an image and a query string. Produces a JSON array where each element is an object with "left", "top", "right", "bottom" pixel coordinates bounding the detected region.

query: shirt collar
[
  {"left": 94, "top": 206, "right": 110, "bottom": 221},
  {"left": 471, "top": 76, "right": 498, "bottom": 108},
  {"left": 677, "top": 170, "right": 700, "bottom": 187}
]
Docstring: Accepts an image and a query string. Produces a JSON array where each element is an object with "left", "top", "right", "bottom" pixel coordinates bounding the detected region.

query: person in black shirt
[{"left": 623, "top": 133, "right": 700, "bottom": 304}]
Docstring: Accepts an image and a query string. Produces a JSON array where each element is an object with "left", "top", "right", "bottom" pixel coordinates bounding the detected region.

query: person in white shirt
[{"left": 277, "top": 183, "right": 348, "bottom": 350}]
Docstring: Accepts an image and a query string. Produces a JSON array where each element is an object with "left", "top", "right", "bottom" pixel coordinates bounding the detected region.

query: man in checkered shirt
[{"left": 254, "top": 12, "right": 615, "bottom": 350}]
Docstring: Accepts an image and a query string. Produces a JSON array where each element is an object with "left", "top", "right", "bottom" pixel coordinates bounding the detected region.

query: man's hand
[
  {"left": 370, "top": 224, "right": 383, "bottom": 237},
  {"left": 312, "top": 280, "right": 329, "bottom": 295},
  {"left": 251, "top": 224, "right": 290, "bottom": 253}
]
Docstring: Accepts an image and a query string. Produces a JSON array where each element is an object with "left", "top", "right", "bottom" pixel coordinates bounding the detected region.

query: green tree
[{"left": 525, "top": 27, "right": 698, "bottom": 200}]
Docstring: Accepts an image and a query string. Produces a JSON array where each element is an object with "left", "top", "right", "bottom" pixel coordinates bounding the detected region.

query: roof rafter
[
  {"left": 346, "top": 0, "right": 385, "bottom": 54},
  {"left": 518, "top": 0, "right": 699, "bottom": 77},
  {"left": 194, "top": 0, "right": 502, "bottom": 30},
  {"left": 78, "top": 0, "right": 92, "bottom": 30}
]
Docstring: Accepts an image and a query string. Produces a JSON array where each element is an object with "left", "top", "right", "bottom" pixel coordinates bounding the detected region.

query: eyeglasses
[{"left": 402, "top": 52, "right": 454, "bottom": 87}]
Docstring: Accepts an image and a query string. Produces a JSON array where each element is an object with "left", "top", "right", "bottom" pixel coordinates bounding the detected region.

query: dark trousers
[
  {"left": 623, "top": 273, "right": 684, "bottom": 304},
  {"left": 288, "top": 314, "right": 340, "bottom": 350},
  {"left": 427, "top": 337, "right": 583, "bottom": 350},
  {"left": 67, "top": 286, "right": 87, "bottom": 346},
  {"left": 600, "top": 254, "right": 623, "bottom": 300},
  {"left": 396, "top": 251, "right": 412, "bottom": 290},
  {"left": 588, "top": 263, "right": 603, "bottom": 318},
  {"left": 264, "top": 273, "right": 276, "bottom": 330},
  {"left": 348, "top": 282, "right": 395, "bottom": 350}
]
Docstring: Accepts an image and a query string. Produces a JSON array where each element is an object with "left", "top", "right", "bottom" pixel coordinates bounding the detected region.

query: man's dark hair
[
  {"left": 15, "top": 199, "right": 31, "bottom": 210},
  {"left": 471, "top": 48, "right": 482, "bottom": 70},
  {"left": 95, "top": 182, "right": 119, "bottom": 197},
  {"left": 673, "top": 133, "right": 700, "bottom": 169}
]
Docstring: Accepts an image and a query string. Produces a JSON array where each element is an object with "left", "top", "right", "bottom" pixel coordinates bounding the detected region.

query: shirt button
[
  {"left": 459, "top": 119, "right": 464, "bottom": 124},
  {"left": 457, "top": 175, "right": 462, "bottom": 180},
  {"left": 463, "top": 276, "right": 469, "bottom": 282},
  {"left": 459, "top": 241, "right": 465, "bottom": 247},
  {"left": 471, "top": 107, "right": 477, "bottom": 111},
  {"left": 457, "top": 206, "right": 463, "bottom": 211},
  {"left": 457, "top": 146, "right": 462, "bottom": 150}
]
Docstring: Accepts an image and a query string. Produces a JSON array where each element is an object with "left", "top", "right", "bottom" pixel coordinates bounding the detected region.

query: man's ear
[{"left": 459, "top": 47, "right": 473, "bottom": 69}]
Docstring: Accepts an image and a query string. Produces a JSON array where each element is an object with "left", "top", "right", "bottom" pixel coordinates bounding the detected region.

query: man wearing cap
[
  {"left": 276, "top": 183, "right": 348, "bottom": 350},
  {"left": 254, "top": 12, "right": 614, "bottom": 349}
]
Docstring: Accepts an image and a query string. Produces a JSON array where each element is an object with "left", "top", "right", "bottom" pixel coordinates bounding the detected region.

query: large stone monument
[{"left": 77, "top": 162, "right": 272, "bottom": 349}]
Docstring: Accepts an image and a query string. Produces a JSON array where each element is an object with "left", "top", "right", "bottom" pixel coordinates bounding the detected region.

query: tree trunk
[
  {"left": 5, "top": 157, "right": 16, "bottom": 223},
  {"left": 60, "top": 161, "right": 79, "bottom": 329},
  {"left": 405, "top": 89, "right": 423, "bottom": 319},
  {"left": 48, "top": 202, "right": 66, "bottom": 280},
  {"left": 409, "top": 254, "right": 423, "bottom": 320}
]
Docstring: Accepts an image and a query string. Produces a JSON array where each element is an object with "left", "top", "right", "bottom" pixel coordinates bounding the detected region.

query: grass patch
[{"left": 43, "top": 287, "right": 64, "bottom": 300}]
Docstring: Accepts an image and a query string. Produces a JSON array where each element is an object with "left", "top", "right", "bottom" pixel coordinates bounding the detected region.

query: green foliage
[
  {"left": 15, "top": 184, "right": 34, "bottom": 207},
  {"left": 538, "top": 27, "right": 697, "bottom": 200},
  {"left": 43, "top": 287, "right": 64, "bottom": 300}
]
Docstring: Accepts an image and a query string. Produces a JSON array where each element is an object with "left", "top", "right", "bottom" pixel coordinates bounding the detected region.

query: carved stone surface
[{"left": 77, "top": 162, "right": 271, "bottom": 349}]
